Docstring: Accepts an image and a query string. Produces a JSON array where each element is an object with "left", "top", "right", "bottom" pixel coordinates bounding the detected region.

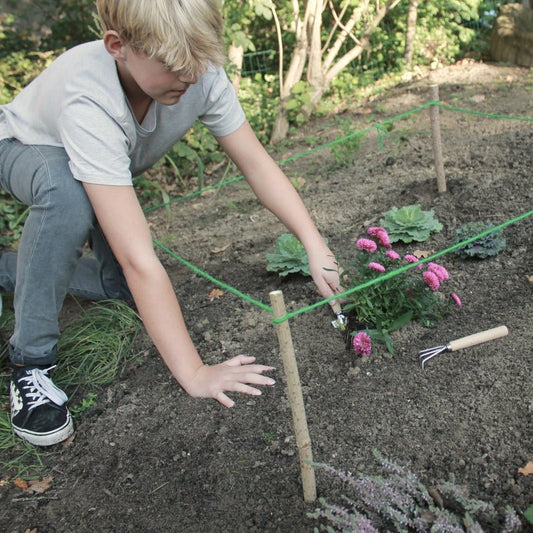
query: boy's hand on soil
[{"left": 187, "top": 355, "right": 276, "bottom": 408}]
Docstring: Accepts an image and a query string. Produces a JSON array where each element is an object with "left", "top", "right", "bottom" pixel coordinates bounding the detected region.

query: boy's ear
[{"left": 103, "top": 30, "right": 127, "bottom": 61}]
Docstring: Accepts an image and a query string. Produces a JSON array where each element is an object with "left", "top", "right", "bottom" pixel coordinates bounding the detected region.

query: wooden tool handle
[
  {"left": 331, "top": 301, "right": 342, "bottom": 315},
  {"left": 449, "top": 326, "right": 508, "bottom": 352}
]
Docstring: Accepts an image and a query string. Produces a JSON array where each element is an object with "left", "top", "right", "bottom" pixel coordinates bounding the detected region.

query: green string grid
[
  {"left": 154, "top": 207, "right": 532, "bottom": 324},
  {"left": 144, "top": 102, "right": 533, "bottom": 215},
  {"left": 153, "top": 239, "right": 272, "bottom": 313},
  {"left": 147, "top": 102, "right": 533, "bottom": 324}
]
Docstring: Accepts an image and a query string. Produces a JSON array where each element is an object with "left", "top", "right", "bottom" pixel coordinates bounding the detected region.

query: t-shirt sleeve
[
  {"left": 58, "top": 98, "right": 134, "bottom": 186},
  {"left": 198, "top": 68, "right": 246, "bottom": 137}
]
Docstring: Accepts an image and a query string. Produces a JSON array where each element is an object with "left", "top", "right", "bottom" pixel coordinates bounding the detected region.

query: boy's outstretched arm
[
  {"left": 83, "top": 183, "right": 275, "bottom": 407},
  {"left": 217, "top": 121, "right": 342, "bottom": 303}
]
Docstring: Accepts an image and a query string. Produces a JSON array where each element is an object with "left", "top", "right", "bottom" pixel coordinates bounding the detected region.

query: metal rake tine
[{"left": 419, "top": 345, "right": 448, "bottom": 368}]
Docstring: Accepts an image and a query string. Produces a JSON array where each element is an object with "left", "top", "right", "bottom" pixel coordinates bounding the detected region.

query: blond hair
[{"left": 96, "top": 0, "right": 225, "bottom": 76}]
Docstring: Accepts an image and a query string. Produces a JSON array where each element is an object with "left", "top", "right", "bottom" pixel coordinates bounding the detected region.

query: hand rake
[{"left": 419, "top": 325, "right": 508, "bottom": 368}]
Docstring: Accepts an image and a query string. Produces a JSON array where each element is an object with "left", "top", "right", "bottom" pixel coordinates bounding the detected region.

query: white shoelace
[{"left": 19, "top": 366, "right": 68, "bottom": 410}]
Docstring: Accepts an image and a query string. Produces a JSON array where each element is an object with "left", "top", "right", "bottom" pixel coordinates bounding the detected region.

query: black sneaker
[{"left": 10, "top": 365, "right": 74, "bottom": 446}]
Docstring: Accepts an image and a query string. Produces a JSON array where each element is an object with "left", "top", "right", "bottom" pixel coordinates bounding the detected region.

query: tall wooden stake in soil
[
  {"left": 269, "top": 290, "right": 317, "bottom": 502},
  {"left": 429, "top": 84, "right": 447, "bottom": 193}
]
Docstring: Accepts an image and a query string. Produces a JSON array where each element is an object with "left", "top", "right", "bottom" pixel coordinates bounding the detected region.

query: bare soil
[{"left": 2, "top": 61, "right": 533, "bottom": 532}]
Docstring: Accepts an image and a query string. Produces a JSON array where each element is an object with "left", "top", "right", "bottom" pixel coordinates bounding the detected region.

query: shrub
[{"left": 310, "top": 450, "right": 523, "bottom": 533}]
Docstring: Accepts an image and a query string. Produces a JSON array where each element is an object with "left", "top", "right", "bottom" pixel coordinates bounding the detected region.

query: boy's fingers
[
  {"left": 216, "top": 391, "right": 235, "bottom": 408},
  {"left": 225, "top": 354, "right": 256, "bottom": 366},
  {"left": 239, "top": 372, "right": 276, "bottom": 386},
  {"left": 239, "top": 364, "right": 276, "bottom": 375},
  {"left": 232, "top": 383, "right": 263, "bottom": 396},
  {"left": 224, "top": 356, "right": 275, "bottom": 374}
]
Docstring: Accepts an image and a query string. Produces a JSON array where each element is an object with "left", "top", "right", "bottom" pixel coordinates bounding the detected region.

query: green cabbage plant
[
  {"left": 266, "top": 233, "right": 310, "bottom": 277},
  {"left": 380, "top": 204, "right": 443, "bottom": 243},
  {"left": 452, "top": 221, "right": 506, "bottom": 259}
]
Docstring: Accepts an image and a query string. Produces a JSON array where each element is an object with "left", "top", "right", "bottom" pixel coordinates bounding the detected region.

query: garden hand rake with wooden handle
[{"left": 419, "top": 325, "right": 508, "bottom": 368}]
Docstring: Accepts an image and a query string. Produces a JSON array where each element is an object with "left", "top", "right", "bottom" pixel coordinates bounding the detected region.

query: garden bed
[{"left": 1, "top": 61, "right": 532, "bottom": 532}]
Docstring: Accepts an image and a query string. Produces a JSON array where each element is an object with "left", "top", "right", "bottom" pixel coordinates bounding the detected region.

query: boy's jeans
[{"left": 0, "top": 138, "right": 132, "bottom": 366}]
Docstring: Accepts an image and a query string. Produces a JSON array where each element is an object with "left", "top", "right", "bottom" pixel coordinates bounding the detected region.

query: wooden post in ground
[
  {"left": 269, "top": 290, "right": 317, "bottom": 503},
  {"left": 429, "top": 84, "right": 447, "bottom": 193}
]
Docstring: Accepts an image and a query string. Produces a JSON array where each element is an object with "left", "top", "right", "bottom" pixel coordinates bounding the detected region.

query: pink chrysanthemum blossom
[
  {"left": 368, "top": 262, "right": 386, "bottom": 272},
  {"left": 404, "top": 254, "right": 419, "bottom": 263},
  {"left": 366, "top": 226, "right": 386, "bottom": 237},
  {"left": 428, "top": 262, "right": 449, "bottom": 282},
  {"left": 385, "top": 250, "right": 401, "bottom": 260},
  {"left": 450, "top": 293, "right": 462, "bottom": 307},
  {"left": 423, "top": 271, "right": 440, "bottom": 291},
  {"left": 376, "top": 229, "right": 392, "bottom": 249},
  {"left": 352, "top": 332, "right": 372, "bottom": 357},
  {"left": 356, "top": 238, "right": 378, "bottom": 252}
]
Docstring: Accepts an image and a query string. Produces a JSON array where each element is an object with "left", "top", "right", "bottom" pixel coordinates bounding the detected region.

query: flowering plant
[{"left": 340, "top": 226, "right": 461, "bottom": 357}]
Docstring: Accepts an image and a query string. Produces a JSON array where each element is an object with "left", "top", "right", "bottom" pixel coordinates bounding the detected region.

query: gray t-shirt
[{"left": 0, "top": 40, "right": 246, "bottom": 186}]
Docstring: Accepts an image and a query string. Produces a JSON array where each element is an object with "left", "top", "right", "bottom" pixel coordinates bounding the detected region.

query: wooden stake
[
  {"left": 429, "top": 84, "right": 447, "bottom": 193},
  {"left": 269, "top": 290, "right": 317, "bottom": 503}
]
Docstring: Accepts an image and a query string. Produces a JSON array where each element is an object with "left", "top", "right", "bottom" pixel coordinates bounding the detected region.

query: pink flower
[
  {"left": 404, "top": 254, "right": 419, "bottom": 263},
  {"left": 450, "top": 293, "right": 462, "bottom": 307},
  {"left": 423, "top": 271, "right": 440, "bottom": 291},
  {"left": 367, "top": 226, "right": 386, "bottom": 237},
  {"left": 376, "top": 229, "right": 392, "bottom": 248},
  {"left": 352, "top": 332, "right": 372, "bottom": 356},
  {"left": 356, "top": 238, "right": 377, "bottom": 252},
  {"left": 368, "top": 262, "right": 386, "bottom": 272},
  {"left": 428, "top": 262, "right": 449, "bottom": 282},
  {"left": 385, "top": 250, "right": 401, "bottom": 260}
]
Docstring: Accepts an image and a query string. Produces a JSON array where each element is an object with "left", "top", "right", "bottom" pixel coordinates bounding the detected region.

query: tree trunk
[
  {"left": 270, "top": 1, "right": 310, "bottom": 144},
  {"left": 404, "top": 0, "right": 419, "bottom": 68},
  {"left": 270, "top": 0, "right": 402, "bottom": 144},
  {"left": 228, "top": 42, "right": 244, "bottom": 94}
]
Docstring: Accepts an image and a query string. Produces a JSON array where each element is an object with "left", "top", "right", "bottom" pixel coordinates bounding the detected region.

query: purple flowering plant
[{"left": 338, "top": 226, "right": 461, "bottom": 356}]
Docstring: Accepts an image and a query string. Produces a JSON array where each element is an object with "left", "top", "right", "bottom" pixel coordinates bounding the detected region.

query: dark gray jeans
[{"left": 0, "top": 138, "right": 132, "bottom": 366}]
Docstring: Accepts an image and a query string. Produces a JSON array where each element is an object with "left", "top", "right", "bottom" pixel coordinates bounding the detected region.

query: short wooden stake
[
  {"left": 429, "top": 84, "right": 447, "bottom": 193},
  {"left": 269, "top": 290, "right": 317, "bottom": 503}
]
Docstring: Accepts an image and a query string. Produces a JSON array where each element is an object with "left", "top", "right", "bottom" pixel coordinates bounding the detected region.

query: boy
[{"left": 0, "top": 0, "right": 341, "bottom": 447}]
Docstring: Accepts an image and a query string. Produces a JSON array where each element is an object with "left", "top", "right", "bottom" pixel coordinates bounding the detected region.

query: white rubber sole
[{"left": 13, "top": 415, "right": 74, "bottom": 447}]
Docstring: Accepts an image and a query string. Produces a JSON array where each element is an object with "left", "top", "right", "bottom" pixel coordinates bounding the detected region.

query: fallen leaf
[
  {"left": 210, "top": 243, "right": 230, "bottom": 254},
  {"left": 13, "top": 478, "right": 28, "bottom": 491},
  {"left": 526, "top": 274, "right": 533, "bottom": 283},
  {"left": 206, "top": 289, "right": 224, "bottom": 301},
  {"left": 24, "top": 529, "right": 38, "bottom": 533},
  {"left": 62, "top": 432, "right": 76, "bottom": 448},
  {"left": 471, "top": 94, "right": 485, "bottom": 103},
  {"left": 413, "top": 249, "right": 435, "bottom": 259},
  {"left": 427, "top": 486, "right": 443, "bottom": 507},
  {"left": 518, "top": 461, "right": 533, "bottom": 476},
  {"left": 27, "top": 476, "right": 53, "bottom": 494}
]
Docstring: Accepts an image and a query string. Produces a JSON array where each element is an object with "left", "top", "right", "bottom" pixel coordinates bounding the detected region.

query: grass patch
[{"left": 0, "top": 299, "right": 143, "bottom": 477}]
